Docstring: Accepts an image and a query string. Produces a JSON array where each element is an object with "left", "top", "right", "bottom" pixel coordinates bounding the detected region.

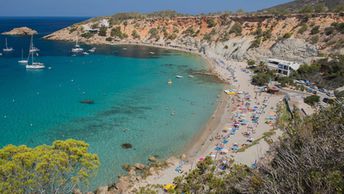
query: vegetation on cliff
[
  {"left": 0, "top": 139, "right": 99, "bottom": 193},
  {"left": 293, "top": 55, "right": 344, "bottom": 89}
]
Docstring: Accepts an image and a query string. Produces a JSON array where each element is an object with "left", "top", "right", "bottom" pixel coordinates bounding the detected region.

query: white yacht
[
  {"left": 72, "top": 38, "right": 83, "bottom": 53},
  {"left": 18, "top": 49, "right": 28, "bottom": 64},
  {"left": 88, "top": 47, "right": 96, "bottom": 53},
  {"left": 26, "top": 39, "right": 45, "bottom": 69},
  {"left": 3, "top": 38, "right": 14, "bottom": 52}
]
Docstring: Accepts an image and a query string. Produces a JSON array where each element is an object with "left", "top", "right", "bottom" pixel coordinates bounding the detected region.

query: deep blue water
[{"left": 0, "top": 17, "right": 223, "bottom": 190}]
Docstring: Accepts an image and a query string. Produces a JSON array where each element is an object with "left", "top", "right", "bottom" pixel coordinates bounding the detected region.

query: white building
[
  {"left": 99, "top": 19, "right": 110, "bottom": 28},
  {"left": 267, "top": 58, "right": 300, "bottom": 76}
]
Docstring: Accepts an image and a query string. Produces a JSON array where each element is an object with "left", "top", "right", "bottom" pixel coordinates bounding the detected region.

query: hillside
[
  {"left": 261, "top": 0, "right": 344, "bottom": 13},
  {"left": 45, "top": 12, "right": 344, "bottom": 64}
]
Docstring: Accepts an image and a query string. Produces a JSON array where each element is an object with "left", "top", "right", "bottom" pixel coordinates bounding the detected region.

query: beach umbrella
[
  {"left": 163, "top": 184, "right": 176, "bottom": 192},
  {"left": 215, "top": 146, "right": 223, "bottom": 151}
]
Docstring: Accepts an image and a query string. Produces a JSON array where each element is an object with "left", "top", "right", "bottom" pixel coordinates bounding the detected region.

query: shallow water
[{"left": 0, "top": 17, "right": 223, "bottom": 190}]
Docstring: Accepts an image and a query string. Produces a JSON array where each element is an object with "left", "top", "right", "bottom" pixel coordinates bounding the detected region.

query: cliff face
[{"left": 45, "top": 13, "right": 344, "bottom": 63}]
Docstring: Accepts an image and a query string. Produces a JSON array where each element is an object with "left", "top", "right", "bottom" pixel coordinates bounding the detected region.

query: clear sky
[{"left": 1, "top": 0, "right": 292, "bottom": 17}]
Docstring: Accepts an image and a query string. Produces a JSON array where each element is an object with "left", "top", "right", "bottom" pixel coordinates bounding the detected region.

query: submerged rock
[
  {"left": 121, "top": 143, "right": 133, "bottom": 149},
  {"left": 121, "top": 163, "right": 131, "bottom": 171},
  {"left": 80, "top": 100, "right": 94, "bottom": 104},
  {"left": 148, "top": 156, "right": 158, "bottom": 162},
  {"left": 2, "top": 27, "right": 38, "bottom": 36}
]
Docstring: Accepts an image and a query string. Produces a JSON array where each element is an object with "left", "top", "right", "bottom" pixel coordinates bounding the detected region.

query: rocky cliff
[
  {"left": 2, "top": 27, "right": 38, "bottom": 36},
  {"left": 45, "top": 13, "right": 344, "bottom": 63}
]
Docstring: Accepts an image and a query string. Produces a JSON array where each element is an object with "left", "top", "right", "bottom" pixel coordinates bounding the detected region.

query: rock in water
[
  {"left": 121, "top": 163, "right": 131, "bottom": 171},
  {"left": 2, "top": 27, "right": 38, "bottom": 36},
  {"left": 148, "top": 156, "right": 158, "bottom": 162},
  {"left": 80, "top": 100, "right": 94, "bottom": 104},
  {"left": 121, "top": 143, "right": 132, "bottom": 149},
  {"left": 134, "top": 163, "right": 145, "bottom": 170}
]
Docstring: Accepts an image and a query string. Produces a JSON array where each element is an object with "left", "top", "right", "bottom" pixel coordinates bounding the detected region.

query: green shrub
[
  {"left": 183, "top": 27, "right": 195, "bottom": 36},
  {"left": 98, "top": 26, "right": 107, "bottom": 36},
  {"left": 229, "top": 22, "right": 242, "bottom": 36},
  {"left": 331, "top": 22, "right": 344, "bottom": 34},
  {"left": 250, "top": 37, "right": 261, "bottom": 48},
  {"left": 105, "top": 37, "right": 113, "bottom": 41},
  {"left": 167, "top": 33, "right": 177, "bottom": 40},
  {"left": 324, "top": 27, "right": 334, "bottom": 36},
  {"left": 298, "top": 24, "right": 308, "bottom": 34},
  {"left": 149, "top": 28, "right": 159, "bottom": 39},
  {"left": 310, "top": 35, "right": 319, "bottom": 44},
  {"left": 111, "top": 27, "right": 127, "bottom": 39},
  {"left": 206, "top": 18, "right": 216, "bottom": 28},
  {"left": 69, "top": 27, "right": 77, "bottom": 34},
  {"left": 304, "top": 95, "right": 320, "bottom": 106},
  {"left": 81, "top": 32, "right": 94, "bottom": 39},
  {"left": 247, "top": 59, "right": 256, "bottom": 66},
  {"left": 283, "top": 32, "right": 292, "bottom": 39},
  {"left": 310, "top": 26, "right": 320, "bottom": 35},
  {"left": 131, "top": 30, "right": 140, "bottom": 39},
  {"left": 252, "top": 72, "right": 272, "bottom": 86}
]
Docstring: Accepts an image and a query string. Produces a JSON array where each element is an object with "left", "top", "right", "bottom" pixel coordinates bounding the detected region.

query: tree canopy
[{"left": 0, "top": 139, "right": 99, "bottom": 194}]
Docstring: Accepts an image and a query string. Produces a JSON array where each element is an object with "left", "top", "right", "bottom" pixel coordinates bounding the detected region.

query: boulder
[
  {"left": 96, "top": 186, "right": 108, "bottom": 194},
  {"left": 2, "top": 27, "right": 38, "bottom": 36},
  {"left": 134, "top": 163, "right": 145, "bottom": 170},
  {"left": 115, "top": 176, "right": 131, "bottom": 192},
  {"left": 148, "top": 156, "right": 157, "bottom": 162}
]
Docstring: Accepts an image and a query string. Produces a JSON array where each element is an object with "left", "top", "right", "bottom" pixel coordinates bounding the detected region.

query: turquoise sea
[{"left": 0, "top": 17, "right": 223, "bottom": 190}]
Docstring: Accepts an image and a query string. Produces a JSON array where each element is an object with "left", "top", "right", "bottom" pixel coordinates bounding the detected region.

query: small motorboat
[
  {"left": 176, "top": 75, "right": 183, "bottom": 79},
  {"left": 168, "top": 79, "right": 173, "bottom": 85},
  {"left": 83, "top": 52, "right": 89, "bottom": 55}
]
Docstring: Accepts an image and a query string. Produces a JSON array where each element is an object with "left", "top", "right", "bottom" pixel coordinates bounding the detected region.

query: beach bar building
[{"left": 267, "top": 58, "right": 300, "bottom": 76}]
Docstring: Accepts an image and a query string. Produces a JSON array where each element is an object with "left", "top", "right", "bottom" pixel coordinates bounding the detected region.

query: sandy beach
[{"left": 122, "top": 51, "right": 284, "bottom": 193}]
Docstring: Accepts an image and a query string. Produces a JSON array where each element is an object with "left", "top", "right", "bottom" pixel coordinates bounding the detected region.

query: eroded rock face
[
  {"left": 270, "top": 38, "right": 318, "bottom": 63},
  {"left": 2, "top": 27, "right": 38, "bottom": 36}
]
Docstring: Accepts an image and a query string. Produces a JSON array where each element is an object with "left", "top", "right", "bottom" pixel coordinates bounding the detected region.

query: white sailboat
[
  {"left": 26, "top": 38, "right": 45, "bottom": 69},
  {"left": 18, "top": 49, "right": 28, "bottom": 64},
  {"left": 3, "top": 38, "right": 14, "bottom": 52},
  {"left": 29, "top": 35, "right": 40, "bottom": 53},
  {"left": 72, "top": 38, "right": 83, "bottom": 53}
]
